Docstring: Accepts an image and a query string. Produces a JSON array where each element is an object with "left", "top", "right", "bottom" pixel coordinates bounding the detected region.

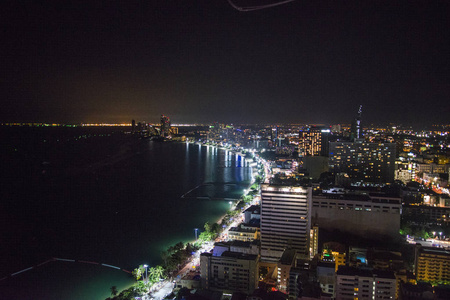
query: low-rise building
[
  {"left": 403, "top": 205, "right": 450, "bottom": 224},
  {"left": 200, "top": 251, "right": 259, "bottom": 295},
  {"left": 277, "top": 249, "right": 297, "bottom": 293},
  {"left": 415, "top": 245, "right": 450, "bottom": 284},
  {"left": 228, "top": 224, "right": 260, "bottom": 242},
  {"left": 416, "top": 163, "right": 449, "bottom": 174},
  {"left": 212, "top": 240, "right": 260, "bottom": 256},
  {"left": 322, "top": 242, "right": 346, "bottom": 272},
  {"left": 175, "top": 271, "right": 201, "bottom": 290},
  {"left": 336, "top": 267, "right": 396, "bottom": 300},
  {"left": 317, "top": 262, "right": 336, "bottom": 297},
  {"left": 244, "top": 205, "right": 261, "bottom": 223}
]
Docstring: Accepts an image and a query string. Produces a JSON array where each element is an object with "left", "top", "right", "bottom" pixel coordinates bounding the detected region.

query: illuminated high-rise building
[
  {"left": 299, "top": 127, "right": 322, "bottom": 156},
  {"left": 207, "top": 122, "right": 222, "bottom": 142},
  {"left": 260, "top": 184, "right": 312, "bottom": 262},
  {"left": 298, "top": 127, "right": 330, "bottom": 157},
  {"left": 329, "top": 141, "right": 396, "bottom": 183}
]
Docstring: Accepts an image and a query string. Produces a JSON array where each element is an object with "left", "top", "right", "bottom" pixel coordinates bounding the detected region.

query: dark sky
[{"left": 1, "top": 0, "right": 449, "bottom": 125}]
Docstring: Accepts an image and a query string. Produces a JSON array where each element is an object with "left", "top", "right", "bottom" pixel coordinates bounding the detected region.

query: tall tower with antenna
[
  {"left": 351, "top": 105, "right": 363, "bottom": 141},
  {"left": 356, "top": 105, "right": 362, "bottom": 139}
]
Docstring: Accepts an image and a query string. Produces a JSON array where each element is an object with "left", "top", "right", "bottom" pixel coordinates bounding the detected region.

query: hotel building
[{"left": 260, "top": 184, "right": 312, "bottom": 262}]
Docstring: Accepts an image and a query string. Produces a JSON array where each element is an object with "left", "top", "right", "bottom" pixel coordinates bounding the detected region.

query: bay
[{"left": 0, "top": 138, "right": 252, "bottom": 300}]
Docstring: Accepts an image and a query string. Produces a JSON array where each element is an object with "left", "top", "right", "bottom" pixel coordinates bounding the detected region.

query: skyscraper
[{"left": 260, "top": 184, "right": 312, "bottom": 262}]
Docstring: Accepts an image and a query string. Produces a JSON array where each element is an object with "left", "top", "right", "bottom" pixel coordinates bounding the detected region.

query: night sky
[{"left": 1, "top": 1, "right": 449, "bottom": 125}]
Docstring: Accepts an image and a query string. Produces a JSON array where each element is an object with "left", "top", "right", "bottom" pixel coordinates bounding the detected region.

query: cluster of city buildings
[
  {"left": 4, "top": 114, "right": 449, "bottom": 299},
  {"left": 169, "top": 109, "right": 450, "bottom": 299}
]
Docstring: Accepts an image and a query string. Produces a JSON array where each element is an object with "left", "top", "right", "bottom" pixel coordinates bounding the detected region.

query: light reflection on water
[{"left": 1, "top": 142, "right": 252, "bottom": 300}]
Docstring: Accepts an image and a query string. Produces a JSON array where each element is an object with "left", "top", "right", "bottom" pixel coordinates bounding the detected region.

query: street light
[
  {"left": 143, "top": 264, "right": 148, "bottom": 282},
  {"left": 194, "top": 228, "right": 199, "bottom": 240},
  {"left": 440, "top": 232, "right": 442, "bottom": 239}
]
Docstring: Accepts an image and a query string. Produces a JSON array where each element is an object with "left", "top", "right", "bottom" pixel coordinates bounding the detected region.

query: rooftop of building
[
  {"left": 401, "top": 282, "right": 433, "bottom": 294},
  {"left": 317, "top": 261, "right": 336, "bottom": 269},
  {"left": 418, "top": 246, "right": 450, "bottom": 256},
  {"left": 194, "top": 289, "right": 223, "bottom": 300},
  {"left": 214, "top": 239, "right": 259, "bottom": 248},
  {"left": 330, "top": 140, "right": 396, "bottom": 146},
  {"left": 315, "top": 193, "right": 401, "bottom": 204},
  {"left": 337, "top": 266, "right": 396, "bottom": 279},
  {"left": 244, "top": 205, "right": 260, "bottom": 214},
  {"left": 323, "top": 242, "right": 346, "bottom": 253},
  {"left": 371, "top": 251, "right": 403, "bottom": 261},
  {"left": 261, "top": 183, "right": 310, "bottom": 191},
  {"left": 220, "top": 251, "right": 259, "bottom": 261},
  {"left": 229, "top": 225, "right": 257, "bottom": 233},
  {"left": 279, "top": 249, "right": 297, "bottom": 265},
  {"left": 244, "top": 219, "right": 260, "bottom": 228},
  {"left": 181, "top": 271, "right": 201, "bottom": 281},
  {"left": 201, "top": 250, "right": 259, "bottom": 261}
]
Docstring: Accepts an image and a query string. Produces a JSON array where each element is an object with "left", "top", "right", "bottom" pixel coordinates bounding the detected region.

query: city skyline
[{"left": 1, "top": 1, "right": 449, "bottom": 125}]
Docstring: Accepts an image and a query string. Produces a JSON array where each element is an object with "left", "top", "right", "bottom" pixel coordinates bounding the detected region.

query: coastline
[{"left": 145, "top": 143, "right": 259, "bottom": 299}]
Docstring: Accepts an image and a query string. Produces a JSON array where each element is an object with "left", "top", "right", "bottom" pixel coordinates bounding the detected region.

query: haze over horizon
[{"left": 1, "top": 1, "right": 449, "bottom": 126}]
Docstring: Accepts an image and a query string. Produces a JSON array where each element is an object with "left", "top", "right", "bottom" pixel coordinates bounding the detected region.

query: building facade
[
  {"left": 228, "top": 225, "right": 259, "bottom": 242},
  {"left": 329, "top": 141, "right": 396, "bottom": 183},
  {"left": 200, "top": 251, "right": 259, "bottom": 295},
  {"left": 336, "top": 267, "right": 396, "bottom": 300},
  {"left": 260, "top": 184, "right": 312, "bottom": 262},
  {"left": 312, "top": 193, "right": 401, "bottom": 239},
  {"left": 415, "top": 246, "right": 450, "bottom": 284},
  {"left": 299, "top": 128, "right": 322, "bottom": 157}
]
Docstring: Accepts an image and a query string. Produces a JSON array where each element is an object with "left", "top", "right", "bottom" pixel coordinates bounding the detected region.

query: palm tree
[
  {"left": 132, "top": 265, "right": 144, "bottom": 280},
  {"left": 154, "top": 265, "right": 165, "bottom": 280},
  {"left": 110, "top": 286, "right": 118, "bottom": 297},
  {"left": 147, "top": 267, "right": 158, "bottom": 284},
  {"left": 174, "top": 241, "right": 184, "bottom": 251}
]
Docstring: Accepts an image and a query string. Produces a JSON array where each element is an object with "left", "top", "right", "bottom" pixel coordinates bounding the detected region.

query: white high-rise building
[{"left": 260, "top": 184, "right": 312, "bottom": 262}]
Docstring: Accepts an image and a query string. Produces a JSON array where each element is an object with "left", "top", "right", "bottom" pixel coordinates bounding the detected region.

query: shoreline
[
  {"left": 147, "top": 143, "right": 258, "bottom": 297},
  {"left": 112, "top": 142, "right": 259, "bottom": 299}
]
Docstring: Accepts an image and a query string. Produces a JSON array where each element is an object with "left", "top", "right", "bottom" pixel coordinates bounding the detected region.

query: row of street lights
[{"left": 432, "top": 231, "right": 444, "bottom": 239}]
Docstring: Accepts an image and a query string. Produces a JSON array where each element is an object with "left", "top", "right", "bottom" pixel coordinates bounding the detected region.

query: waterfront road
[
  {"left": 147, "top": 176, "right": 261, "bottom": 299},
  {"left": 149, "top": 281, "right": 174, "bottom": 300}
]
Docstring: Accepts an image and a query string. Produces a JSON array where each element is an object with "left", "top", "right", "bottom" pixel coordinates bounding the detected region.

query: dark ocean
[{"left": 0, "top": 127, "right": 252, "bottom": 299}]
